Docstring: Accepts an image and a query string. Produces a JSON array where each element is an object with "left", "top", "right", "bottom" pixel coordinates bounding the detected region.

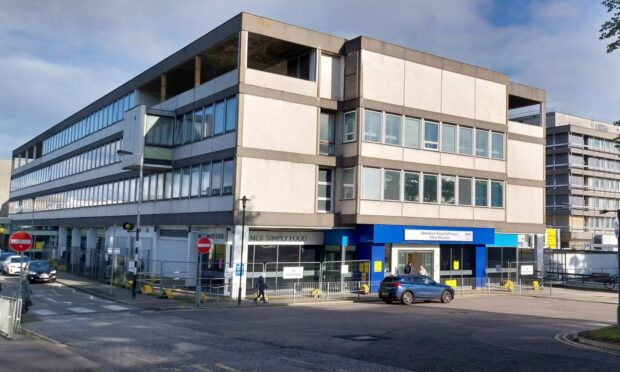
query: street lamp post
[
  {"left": 117, "top": 150, "right": 144, "bottom": 267},
  {"left": 599, "top": 209, "right": 620, "bottom": 329},
  {"left": 237, "top": 195, "right": 249, "bottom": 305}
]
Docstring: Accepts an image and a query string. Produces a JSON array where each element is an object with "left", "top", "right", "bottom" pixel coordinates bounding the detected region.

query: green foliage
[
  {"left": 587, "top": 326, "right": 620, "bottom": 342},
  {"left": 600, "top": 0, "right": 620, "bottom": 53}
]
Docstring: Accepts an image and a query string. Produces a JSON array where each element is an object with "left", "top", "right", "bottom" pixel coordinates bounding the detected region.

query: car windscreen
[
  {"left": 29, "top": 261, "right": 51, "bottom": 270},
  {"left": 382, "top": 277, "right": 400, "bottom": 283},
  {"left": 10, "top": 257, "right": 28, "bottom": 263}
]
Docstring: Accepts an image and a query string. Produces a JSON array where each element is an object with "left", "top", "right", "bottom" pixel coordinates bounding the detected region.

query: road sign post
[
  {"left": 195, "top": 237, "right": 212, "bottom": 306},
  {"left": 9, "top": 231, "right": 33, "bottom": 304}
]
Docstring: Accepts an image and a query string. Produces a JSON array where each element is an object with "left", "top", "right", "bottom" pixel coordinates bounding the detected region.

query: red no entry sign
[
  {"left": 196, "top": 236, "right": 212, "bottom": 254},
  {"left": 9, "top": 231, "right": 33, "bottom": 253}
]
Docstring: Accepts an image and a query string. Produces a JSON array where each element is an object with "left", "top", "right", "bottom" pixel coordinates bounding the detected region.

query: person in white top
[{"left": 419, "top": 265, "right": 428, "bottom": 277}]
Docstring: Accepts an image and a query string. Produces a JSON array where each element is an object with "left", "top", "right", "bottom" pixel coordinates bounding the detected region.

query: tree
[{"left": 600, "top": 0, "right": 620, "bottom": 53}]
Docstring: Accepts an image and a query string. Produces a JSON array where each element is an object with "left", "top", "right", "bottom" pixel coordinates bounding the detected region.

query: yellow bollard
[
  {"left": 532, "top": 280, "right": 539, "bottom": 290},
  {"left": 360, "top": 284, "right": 369, "bottom": 294},
  {"left": 311, "top": 288, "right": 322, "bottom": 298},
  {"left": 444, "top": 279, "right": 457, "bottom": 288},
  {"left": 141, "top": 284, "right": 153, "bottom": 295}
]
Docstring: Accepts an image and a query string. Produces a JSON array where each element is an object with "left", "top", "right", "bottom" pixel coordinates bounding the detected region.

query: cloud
[{"left": 0, "top": 0, "right": 618, "bottom": 161}]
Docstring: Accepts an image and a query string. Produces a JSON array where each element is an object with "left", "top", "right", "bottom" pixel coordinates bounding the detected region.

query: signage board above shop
[
  {"left": 404, "top": 229, "right": 473, "bottom": 242},
  {"left": 249, "top": 231, "right": 323, "bottom": 245}
]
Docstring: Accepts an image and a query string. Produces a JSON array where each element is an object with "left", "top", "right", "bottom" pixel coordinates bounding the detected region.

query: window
[
  {"left": 423, "top": 174, "right": 437, "bottom": 203},
  {"left": 183, "top": 112, "right": 194, "bottom": 144},
  {"left": 363, "top": 110, "right": 382, "bottom": 142},
  {"left": 475, "top": 129, "right": 489, "bottom": 157},
  {"left": 223, "top": 159, "right": 234, "bottom": 195},
  {"left": 424, "top": 121, "right": 439, "bottom": 150},
  {"left": 342, "top": 168, "right": 355, "bottom": 199},
  {"left": 491, "top": 132, "right": 504, "bottom": 159},
  {"left": 441, "top": 176, "right": 456, "bottom": 204},
  {"left": 200, "top": 164, "right": 211, "bottom": 196},
  {"left": 383, "top": 170, "right": 401, "bottom": 200},
  {"left": 475, "top": 179, "right": 488, "bottom": 206},
  {"left": 214, "top": 101, "right": 225, "bottom": 135},
  {"left": 404, "top": 117, "right": 420, "bottom": 148},
  {"left": 190, "top": 165, "right": 201, "bottom": 197},
  {"left": 156, "top": 173, "right": 164, "bottom": 200},
  {"left": 164, "top": 172, "right": 172, "bottom": 199},
  {"left": 384, "top": 114, "right": 402, "bottom": 145},
  {"left": 318, "top": 169, "right": 333, "bottom": 212},
  {"left": 211, "top": 161, "right": 222, "bottom": 196},
  {"left": 458, "top": 177, "right": 472, "bottom": 205},
  {"left": 441, "top": 124, "right": 456, "bottom": 153},
  {"left": 319, "top": 112, "right": 335, "bottom": 155},
  {"left": 361, "top": 167, "right": 381, "bottom": 200},
  {"left": 343, "top": 111, "right": 356, "bottom": 142},
  {"left": 193, "top": 108, "right": 204, "bottom": 142},
  {"left": 404, "top": 172, "right": 420, "bottom": 202},
  {"left": 204, "top": 105, "right": 214, "bottom": 138},
  {"left": 172, "top": 170, "right": 181, "bottom": 198},
  {"left": 225, "top": 96, "right": 237, "bottom": 132},
  {"left": 491, "top": 181, "right": 503, "bottom": 207},
  {"left": 181, "top": 168, "right": 191, "bottom": 198}
]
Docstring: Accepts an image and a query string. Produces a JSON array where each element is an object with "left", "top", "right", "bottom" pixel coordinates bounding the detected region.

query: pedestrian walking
[
  {"left": 21, "top": 272, "right": 33, "bottom": 314},
  {"left": 254, "top": 275, "right": 268, "bottom": 303},
  {"left": 404, "top": 261, "right": 412, "bottom": 274},
  {"left": 419, "top": 265, "right": 428, "bottom": 277}
]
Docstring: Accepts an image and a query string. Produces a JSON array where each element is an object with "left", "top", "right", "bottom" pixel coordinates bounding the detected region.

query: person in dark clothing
[
  {"left": 404, "top": 261, "right": 412, "bottom": 274},
  {"left": 254, "top": 275, "right": 268, "bottom": 303}
]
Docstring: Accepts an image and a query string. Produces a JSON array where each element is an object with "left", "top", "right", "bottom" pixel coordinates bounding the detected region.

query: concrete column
[
  {"left": 194, "top": 56, "right": 201, "bottom": 87},
  {"left": 237, "top": 31, "right": 248, "bottom": 84},
  {"left": 71, "top": 227, "right": 82, "bottom": 273},
  {"left": 231, "top": 224, "right": 249, "bottom": 299},
  {"left": 160, "top": 74, "right": 167, "bottom": 102},
  {"left": 85, "top": 227, "right": 97, "bottom": 272},
  {"left": 58, "top": 227, "right": 68, "bottom": 261}
]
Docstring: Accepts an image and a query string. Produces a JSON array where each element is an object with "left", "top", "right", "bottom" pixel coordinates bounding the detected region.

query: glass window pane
[
  {"left": 423, "top": 174, "right": 437, "bottom": 203},
  {"left": 476, "top": 129, "right": 489, "bottom": 157},
  {"left": 491, "top": 181, "right": 504, "bottom": 207},
  {"left": 172, "top": 170, "right": 181, "bottom": 198},
  {"left": 441, "top": 176, "right": 455, "bottom": 204},
  {"left": 475, "top": 179, "right": 488, "bottom": 206},
  {"left": 361, "top": 167, "right": 381, "bottom": 200},
  {"left": 384, "top": 114, "right": 402, "bottom": 145},
  {"left": 149, "top": 174, "right": 157, "bottom": 201},
  {"left": 211, "top": 161, "right": 222, "bottom": 195},
  {"left": 342, "top": 168, "right": 355, "bottom": 199},
  {"left": 181, "top": 167, "right": 191, "bottom": 197},
  {"left": 424, "top": 121, "right": 439, "bottom": 150},
  {"left": 193, "top": 108, "right": 204, "bottom": 142},
  {"left": 319, "top": 112, "right": 335, "bottom": 155},
  {"left": 183, "top": 113, "right": 193, "bottom": 144},
  {"left": 441, "top": 124, "right": 456, "bottom": 153},
  {"left": 363, "top": 110, "right": 382, "bottom": 142},
  {"left": 174, "top": 117, "right": 183, "bottom": 145},
  {"left": 343, "top": 111, "right": 356, "bottom": 142},
  {"left": 204, "top": 105, "right": 214, "bottom": 138},
  {"left": 191, "top": 165, "right": 201, "bottom": 197},
  {"left": 201, "top": 164, "right": 211, "bottom": 196},
  {"left": 225, "top": 96, "right": 237, "bottom": 132},
  {"left": 223, "top": 159, "right": 234, "bottom": 195},
  {"left": 459, "top": 127, "right": 473, "bottom": 155},
  {"left": 458, "top": 178, "right": 472, "bottom": 206},
  {"left": 491, "top": 132, "right": 504, "bottom": 159},
  {"left": 404, "top": 172, "right": 419, "bottom": 202},
  {"left": 383, "top": 170, "right": 401, "bottom": 200},
  {"left": 214, "top": 101, "right": 225, "bottom": 135},
  {"left": 404, "top": 117, "right": 420, "bottom": 148},
  {"left": 164, "top": 172, "right": 172, "bottom": 199}
]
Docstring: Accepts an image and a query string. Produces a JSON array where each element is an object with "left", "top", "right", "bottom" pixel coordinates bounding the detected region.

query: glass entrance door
[{"left": 397, "top": 251, "right": 434, "bottom": 278}]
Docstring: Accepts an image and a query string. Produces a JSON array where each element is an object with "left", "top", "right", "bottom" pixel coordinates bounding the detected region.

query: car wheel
[
  {"left": 440, "top": 290, "right": 453, "bottom": 303},
  {"left": 401, "top": 291, "right": 414, "bottom": 305},
  {"left": 383, "top": 298, "right": 393, "bottom": 304}
]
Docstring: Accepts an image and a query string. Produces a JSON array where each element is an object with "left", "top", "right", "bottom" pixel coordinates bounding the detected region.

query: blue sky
[{"left": 0, "top": 0, "right": 618, "bottom": 159}]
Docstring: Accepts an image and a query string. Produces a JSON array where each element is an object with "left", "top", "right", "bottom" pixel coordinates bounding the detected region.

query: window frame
[{"left": 423, "top": 120, "right": 439, "bottom": 150}]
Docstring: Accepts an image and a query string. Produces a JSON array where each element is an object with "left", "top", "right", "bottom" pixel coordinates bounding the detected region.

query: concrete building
[
  {"left": 517, "top": 112, "right": 620, "bottom": 250},
  {"left": 0, "top": 159, "right": 11, "bottom": 250},
  {"left": 8, "top": 13, "right": 546, "bottom": 294}
]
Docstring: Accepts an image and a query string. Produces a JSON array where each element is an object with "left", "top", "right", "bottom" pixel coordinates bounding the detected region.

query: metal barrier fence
[{"left": 0, "top": 295, "right": 22, "bottom": 339}]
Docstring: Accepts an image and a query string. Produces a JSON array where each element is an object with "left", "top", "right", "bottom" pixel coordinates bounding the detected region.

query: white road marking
[
  {"left": 30, "top": 309, "right": 58, "bottom": 316},
  {"left": 68, "top": 307, "right": 96, "bottom": 314},
  {"left": 101, "top": 305, "right": 130, "bottom": 311}
]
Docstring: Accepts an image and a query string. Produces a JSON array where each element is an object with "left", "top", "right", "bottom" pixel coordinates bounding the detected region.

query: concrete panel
[
  {"left": 245, "top": 69, "right": 317, "bottom": 97},
  {"left": 473, "top": 208, "right": 505, "bottom": 222},
  {"left": 319, "top": 54, "right": 343, "bottom": 101},
  {"left": 404, "top": 61, "right": 441, "bottom": 112},
  {"left": 507, "top": 140, "right": 544, "bottom": 181},
  {"left": 441, "top": 71, "right": 475, "bottom": 119},
  {"left": 361, "top": 142, "right": 403, "bottom": 162},
  {"left": 402, "top": 202, "right": 440, "bottom": 218},
  {"left": 439, "top": 205, "right": 474, "bottom": 220},
  {"left": 238, "top": 157, "right": 316, "bottom": 213},
  {"left": 361, "top": 50, "right": 404, "bottom": 106},
  {"left": 403, "top": 148, "right": 440, "bottom": 165},
  {"left": 475, "top": 78, "right": 506, "bottom": 124},
  {"left": 506, "top": 184, "right": 544, "bottom": 224},
  {"left": 342, "top": 143, "right": 358, "bottom": 158},
  {"left": 359, "top": 200, "right": 402, "bottom": 216},
  {"left": 173, "top": 133, "right": 236, "bottom": 161},
  {"left": 508, "top": 121, "right": 544, "bottom": 138},
  {"left": 474, "top": 158, "right": 506, "bottom": 174},
  {"left": 338, "top": 200, "right": 356, "bottom": 215},
  {"left": 440, "top": 153, "right": 475, "bottom": 170},
  {"left": 241, "top": 95, "right": 317, "bottom": 155}
]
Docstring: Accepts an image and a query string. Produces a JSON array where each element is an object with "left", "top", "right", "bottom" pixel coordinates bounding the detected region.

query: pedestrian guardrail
[{"left": 0, "top": 295, "right": 22, "bottom": 339}]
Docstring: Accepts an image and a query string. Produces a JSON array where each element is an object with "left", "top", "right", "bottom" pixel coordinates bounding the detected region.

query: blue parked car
[{"left": 379, "top": 275, "right": 454, "bottom": 305}]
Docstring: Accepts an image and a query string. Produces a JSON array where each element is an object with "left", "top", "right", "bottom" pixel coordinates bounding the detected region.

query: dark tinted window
[
  {"left": 30, "top": 261, "right": 51, "bottom": 270},
  {"left": 382, "top": 276, "right": 400, "bottom": 283}
]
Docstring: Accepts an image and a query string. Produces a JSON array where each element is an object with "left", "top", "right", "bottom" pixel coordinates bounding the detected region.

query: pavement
[{"left": 0, "top": 273, "right": 618, "bottom": 371}]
